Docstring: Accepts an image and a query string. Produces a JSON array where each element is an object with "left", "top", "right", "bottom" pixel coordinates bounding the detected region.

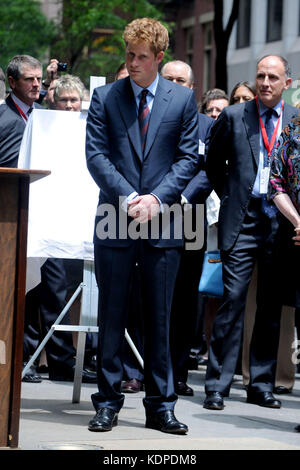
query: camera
[{"left": 57, "top": 62, "right": 67, "bottom": 72}]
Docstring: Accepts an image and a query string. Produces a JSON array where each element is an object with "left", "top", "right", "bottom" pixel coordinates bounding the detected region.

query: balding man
[
  {"left": 161, "top": 60, "right": 214, "bottom": 396},
  {"left": 204, "top": 55, "right": 298, "bottom": 411}
]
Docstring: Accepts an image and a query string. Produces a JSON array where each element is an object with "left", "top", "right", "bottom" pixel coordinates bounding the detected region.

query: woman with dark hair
[
  {"left": 269, "top": 116, "right": 300, "bottom": 308},
  {"left": 229, "top": 81, "right": 256, "bottom": 105},
  {"left": 269, "top": 117, "right": 300, "bottom": 422}
]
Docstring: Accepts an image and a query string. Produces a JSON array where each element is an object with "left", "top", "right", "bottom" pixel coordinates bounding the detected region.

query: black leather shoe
[
  {"left": 146, "top": 410, "right": 188, "bottom": 434},
  {"left": 203, "top": 391, "right": 224, "bottom": 410},
  {"left": 22, "top": 363, "right": 42, "bottom": 383},
  {"left": 84, "top": 355, "right": 97, "bottom": 372},
  {"left": 88, "top": 408, "right": 118, "bottom": 432},
  {"left": 36, "top": 364, "right": 49, "bottom": 374},
  {"left": 274, "top": 386, "right": 292, "bottom": 395},
  {"left": 175, "top": 381, "right": 194, "bottom": 396},
  {"left": 247, "top": 391, "right": 281, "bottom": 408},
  {"left": 49, "top": 367, "right": 97, "bottom": 383}
]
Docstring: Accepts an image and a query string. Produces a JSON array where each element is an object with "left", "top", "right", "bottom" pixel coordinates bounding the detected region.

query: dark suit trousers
[
  {"left": 121, "top": 262, "right": 144, "bottom": 382},
  {"left": 23, "top": 258, "right": 76, "bottom": 376},
  {"left": 205, "top": 198, "right": 281, "bottom": 395},
  {"left": 92, "top": 241, "right": 181, "bottom": 414},
  {"left": 170, "top": 244, "right": 205, "bottom": 383}
]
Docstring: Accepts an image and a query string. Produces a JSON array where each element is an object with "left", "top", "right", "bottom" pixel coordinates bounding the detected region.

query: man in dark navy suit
[
  {"left": 86, "top": 18, "right": 199, "bottom": 434},
  {"left": 204, "top": 55, "right": 298, "bottom": 411},
  {"left": 161, "top": 60, "right": 214, "bottom": 396}
]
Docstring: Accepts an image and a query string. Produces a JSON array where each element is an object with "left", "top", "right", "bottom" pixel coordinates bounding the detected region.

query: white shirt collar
[
  {"left": 11, "top": 92, "right": 34, "bottom": 115},
  {"left": 130, "top": 73, "right": 159, "bottom": 100},
  {"left": 258, "top": 98, "right": 283, "bottom": 118}
]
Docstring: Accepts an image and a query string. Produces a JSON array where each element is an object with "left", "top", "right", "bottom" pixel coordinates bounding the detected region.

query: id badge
[
  {"left": 260, "top": 167, "right": 270, "bottom": 194},
  {"left": 198, "top": 139, "right": 205, "bottom": 155}
]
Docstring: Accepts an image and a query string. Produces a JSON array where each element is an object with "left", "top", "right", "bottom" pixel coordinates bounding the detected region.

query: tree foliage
[
  {"left": 51, "top": 0, "right": 171, "bottom": 83},
  {"left": 0, "top": 0, "right": 55, "bottom": 70}
]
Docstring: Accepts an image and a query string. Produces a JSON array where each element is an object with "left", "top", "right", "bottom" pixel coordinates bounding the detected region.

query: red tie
[{"left": 138, "top": 89, "right": 150, "bottom": 154}]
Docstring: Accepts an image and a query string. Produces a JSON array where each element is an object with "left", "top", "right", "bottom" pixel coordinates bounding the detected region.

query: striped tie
[{"left": 138, "top": 89, "right": 150, "bottom": 154}]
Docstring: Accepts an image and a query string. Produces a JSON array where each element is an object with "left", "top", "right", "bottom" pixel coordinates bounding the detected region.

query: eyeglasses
[{"left": 205, "top": 107, "right": 223, "bottom": 115}]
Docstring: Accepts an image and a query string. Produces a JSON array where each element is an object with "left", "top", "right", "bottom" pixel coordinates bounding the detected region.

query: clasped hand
[
  {"left": 127, "top": 194, "right": 160, "bottom": 224},
  {"left": 293, "top": 226, "right": 300, "bottom": 246}
]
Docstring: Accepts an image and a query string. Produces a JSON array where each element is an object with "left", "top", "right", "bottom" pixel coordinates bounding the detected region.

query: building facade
[
  {"left": 40, "top": 0, "right": 300, "bottom": 104},
  {"left": 168, "top": 0, "right": 300, "bottom": 103},
  {"left": 227, "top": 0, "right": 300, "bottom": 101}
]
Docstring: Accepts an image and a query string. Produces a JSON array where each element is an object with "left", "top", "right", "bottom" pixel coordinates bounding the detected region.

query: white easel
[{"left": 22, "top": 259, "right": 144, "bottom": 403}]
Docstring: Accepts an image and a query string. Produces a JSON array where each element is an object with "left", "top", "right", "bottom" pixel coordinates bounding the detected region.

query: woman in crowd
[
  {"left": 268, "top": 116, "right": 300, "bottom": 424},
  {"left": 53, "top": 74, "right": 86, "bottom": 111},
  {"left": 229, "top": 81, "right": 256, "bottom": 105},
  {"left": 269, "top": 116, "right": 300, "bottom": 300}
]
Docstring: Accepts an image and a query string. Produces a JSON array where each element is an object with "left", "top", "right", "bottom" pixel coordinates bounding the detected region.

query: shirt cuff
[
  {"left": 181, "top": 194, "right": 189, "bottom": 205},
  {"left": 151, "top": 193, "right": 164, "bottom": 213},
  {"left": 121, "top": 192, "right": 139, "bottom": 211}
]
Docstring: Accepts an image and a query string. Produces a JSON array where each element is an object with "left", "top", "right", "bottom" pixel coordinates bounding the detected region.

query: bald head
[
  {"left": 161, "top": 60, "right": 194, "bottom": 89},
  {"left": 256, "top": 55, "right": 292, "bottom": 108}
]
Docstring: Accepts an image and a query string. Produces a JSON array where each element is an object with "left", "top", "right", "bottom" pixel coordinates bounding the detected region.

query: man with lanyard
[
  {"left": 0, "top": 54, "right": 43, "bottom": 167},
  {"left": 203, "top": 55, "right": 298, "bottom": 411}
]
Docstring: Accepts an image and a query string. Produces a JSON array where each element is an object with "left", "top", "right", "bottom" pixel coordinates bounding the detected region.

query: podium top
[{"left": 0, "top": 167, "right": 50, "bottom": 183}]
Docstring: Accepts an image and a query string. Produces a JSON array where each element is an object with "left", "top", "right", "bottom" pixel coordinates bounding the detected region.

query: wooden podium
[{"left": 0, "top": 168, "right": 50, "bottom": 448}]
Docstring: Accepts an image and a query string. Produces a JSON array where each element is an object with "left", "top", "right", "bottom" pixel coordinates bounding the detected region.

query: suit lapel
[
  {"left": 143, "top": 77, "right": 172, "bottom": 159},
  {"left": 243, "top": 99, "right": 260, "bottom": 167},
  {"left": 116, "top": 76, "right": 173, "bottom": 162},
  {"left": 6, "top": 94, "right": 26, "bottom": 125},
  {"left": 116, "top": 78, "right": 143, "bottom": 163},
  {"left": 282, "top": 103, "right": 298, "bottom": 127}
]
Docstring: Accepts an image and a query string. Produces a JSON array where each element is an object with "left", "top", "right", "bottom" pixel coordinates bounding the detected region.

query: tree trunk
[{"left": 213, "top": 0, "right": 240, "bottom": 93}]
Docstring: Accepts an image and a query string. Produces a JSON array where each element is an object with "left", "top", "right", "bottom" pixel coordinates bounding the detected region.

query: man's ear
[
  {"left": 156, "top": 51, "right": 164, "bottom": 65},
  {"left": 7, "top": 76, "right": 15, "bottom": 90},
  {"left": 284, "top": 77, "right": 292, "bottom": 90}
]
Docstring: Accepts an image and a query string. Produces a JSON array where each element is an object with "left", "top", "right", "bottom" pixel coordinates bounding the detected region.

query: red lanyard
[
  {"left": 255, "top": 96, "right": 284, "bottom": 157},
  {"left": 13, "top": 100, "right": 29, "bottom": 121}
]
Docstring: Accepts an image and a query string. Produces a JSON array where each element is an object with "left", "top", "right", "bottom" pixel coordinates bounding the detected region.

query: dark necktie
[
  {"left": 261, "top": 107, "right": 278, "bottom": 218},
  {"left": 138, "top": 89, "right": 150, "bottom": 154},
  {"left": 27, "top": 107, "right": 33, "bottom": 117}
]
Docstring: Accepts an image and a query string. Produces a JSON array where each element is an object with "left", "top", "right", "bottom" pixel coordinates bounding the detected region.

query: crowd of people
[{"left": 0, "top": 17, "right": 299, "bottom": 436}]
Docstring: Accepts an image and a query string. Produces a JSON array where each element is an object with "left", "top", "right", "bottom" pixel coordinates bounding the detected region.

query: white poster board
[{"left": 18, "top": 109, "right": 99, "bottom": 261}]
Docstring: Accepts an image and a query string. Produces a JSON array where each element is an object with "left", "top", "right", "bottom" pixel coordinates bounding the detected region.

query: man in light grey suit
[{"left": 86, "top": 18, "right": 199, "bottom": 434}]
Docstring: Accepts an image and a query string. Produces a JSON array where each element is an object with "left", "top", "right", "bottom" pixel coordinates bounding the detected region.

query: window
[
  {"left": 266, "top": 0, "right": 283, "bottom": 42},
  {"left": 236, "top": 0, "right": 251, "bottom": 48},
  {"left": 185, "top": 28, "right": 194, "bottom": 66},
  {"left": 202, "top": 22, "right": 213, "bottom": 93},
  {"left": 299, "top": 0, "right": 300, "bottom": 35}
]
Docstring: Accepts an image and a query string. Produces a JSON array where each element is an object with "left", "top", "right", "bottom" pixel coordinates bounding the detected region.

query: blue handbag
[{"left": 198, "top": 250, "right": 224, "bottom": 297}]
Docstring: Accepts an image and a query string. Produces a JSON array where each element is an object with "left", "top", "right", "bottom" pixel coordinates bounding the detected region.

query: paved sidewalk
[{"left": 17, "top": 366, "right": 300, "bottom": 451}]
